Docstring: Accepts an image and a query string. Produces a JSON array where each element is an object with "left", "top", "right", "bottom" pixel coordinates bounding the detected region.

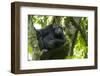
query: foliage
[{"left": 28, "top": 15, "right": 88, "bottom": 60}]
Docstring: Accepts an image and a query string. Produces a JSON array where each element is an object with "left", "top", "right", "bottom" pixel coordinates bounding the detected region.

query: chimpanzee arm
[
  {"left": 46, "top": 38, "right": 65, "bottom": 49},
  {"left": 54, "top": 38, "right": 66, "bottom": 45}
]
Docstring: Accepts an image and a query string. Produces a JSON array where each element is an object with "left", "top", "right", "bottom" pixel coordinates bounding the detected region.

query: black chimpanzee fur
[{"left": 35, "top": 24, "right": 66, "bottom": 59}]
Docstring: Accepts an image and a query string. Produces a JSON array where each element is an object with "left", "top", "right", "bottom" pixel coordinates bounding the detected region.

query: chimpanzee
[{"left": 35, "top": 24, "right": 66, "bottom": 59}]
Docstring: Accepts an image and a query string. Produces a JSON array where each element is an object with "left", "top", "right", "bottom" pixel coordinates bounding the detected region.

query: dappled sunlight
[{"left": 28, "top": 15, "right": 88, "bottom": 60}]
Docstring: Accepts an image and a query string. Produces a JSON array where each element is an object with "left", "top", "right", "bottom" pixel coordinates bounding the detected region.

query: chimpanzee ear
[{"left": 61, "top": 26, "right": 65, "bottom": 30}]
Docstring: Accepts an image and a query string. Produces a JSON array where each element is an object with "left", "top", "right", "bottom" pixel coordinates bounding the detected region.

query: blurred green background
[{"left": 28, "top": 15, "right": 88, "bottom": 60}]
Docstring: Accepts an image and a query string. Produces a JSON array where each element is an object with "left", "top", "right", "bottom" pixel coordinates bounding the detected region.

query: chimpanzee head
[{"left": 53, "top": 25, "right": 63, "bottom": 36}]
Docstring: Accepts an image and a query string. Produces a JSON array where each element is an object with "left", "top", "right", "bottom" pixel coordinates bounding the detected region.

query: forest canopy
[{"left": 28, "top": 15, "right": 88, "bottom": 60}]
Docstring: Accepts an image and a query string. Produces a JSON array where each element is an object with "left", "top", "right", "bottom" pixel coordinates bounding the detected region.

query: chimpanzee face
[{"left": 53, "top": 25, "right": 63, "bottom": 35}]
